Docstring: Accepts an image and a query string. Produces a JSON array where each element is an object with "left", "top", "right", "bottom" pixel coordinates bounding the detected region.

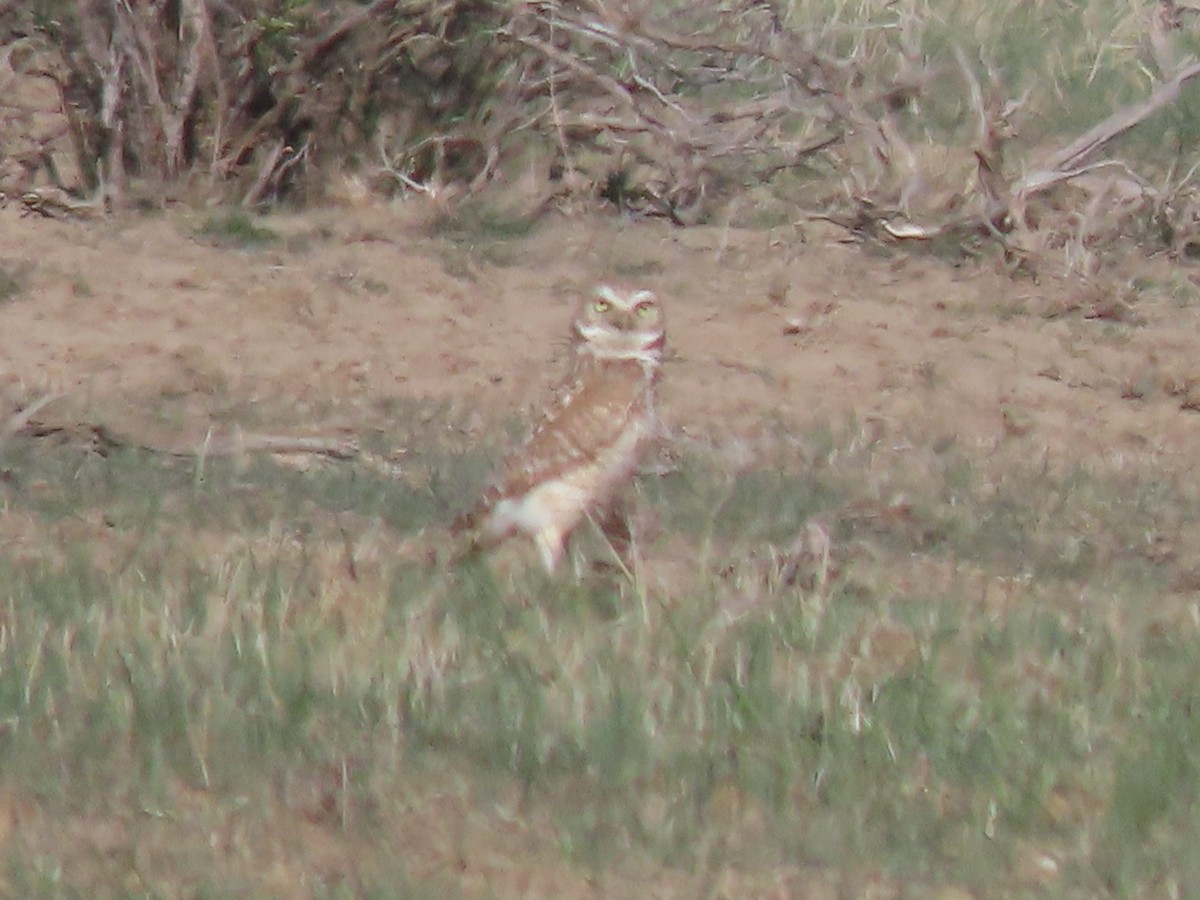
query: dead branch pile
[
  {"left": 4, "top": 0, "right": 1200, "bottom": 267},
  {"left": 1, "top": 0, "right": 843, "bottom": 214},
  {"left": 4, "top": 0, "right": 516, "bottom": 207}
]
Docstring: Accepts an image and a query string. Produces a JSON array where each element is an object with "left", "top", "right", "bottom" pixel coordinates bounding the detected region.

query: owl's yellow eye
[
  {"left": 635, "top": 302, "right": 657, "bottom": 318},
  {"left": 592, "top": 300, "right": 611, "bottom": 314}
]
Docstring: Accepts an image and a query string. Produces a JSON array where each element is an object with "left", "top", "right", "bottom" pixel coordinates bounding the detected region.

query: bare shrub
[
  {"left": 2, "top": 1, "right": 943, "bottom": 216},
  {"left": 4, "top": 0, "right": 525, "bottom": 207},
  {"left": 5, "top": 0, "right": 1200, "bottom": 273}
]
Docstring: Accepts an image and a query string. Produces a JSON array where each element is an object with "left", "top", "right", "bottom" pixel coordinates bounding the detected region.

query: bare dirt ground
[{"left": 4, "top": 195, "right": 1200, "bottom": 480}]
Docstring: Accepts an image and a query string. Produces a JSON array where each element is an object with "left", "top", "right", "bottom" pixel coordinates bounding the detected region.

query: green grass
[
  {"left": 431, "top": 199, "right": 540, "bottom": 246},
  {"left": 769, "top": 0, "right": 1161, "bottom": 150},
  {"left": 1, "top": 418, "right": 1199, "bottom": 896},
  {"left": 428, "top": 198, "right": 544, "bottom": 276},
  {"left": 197, "top": 211, "right": 280, "bottom": 250},
  {"left": 0, "top": 263, "right": 27, "bottom": 304}
]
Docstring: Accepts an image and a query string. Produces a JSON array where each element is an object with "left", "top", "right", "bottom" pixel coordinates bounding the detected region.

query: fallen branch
[
  {"left": 1, "top": 393, "right": 62, "bottom": 442},
  {"left": 1028, "top": 59, "right": 1200, "bottom": 180},
  {"left": 14, "top": 417, "right": 357, "bottom": 460},
  {"left": 10, "top": 414, "right": 422, "bottom": 481},
  {"left": 187, "top": 431, "right": 363, "bottom": 460},
  {"left": 881, "top": 58, "right": 1200, "bottom": 244}
]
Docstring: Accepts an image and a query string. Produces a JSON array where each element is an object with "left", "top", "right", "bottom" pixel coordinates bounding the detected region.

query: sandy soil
[{"left": 4, "top": 194, "right": 1200, "bottom": 482}]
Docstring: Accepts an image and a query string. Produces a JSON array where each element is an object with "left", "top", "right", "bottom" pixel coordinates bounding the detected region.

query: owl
[{"left": 451, "top": 285, "right": 666, "bottom": 574}]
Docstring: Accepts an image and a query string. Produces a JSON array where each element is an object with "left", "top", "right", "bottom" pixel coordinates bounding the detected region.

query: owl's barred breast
[
  {"left": 449, "top": 284, "right": 664, "bottom": 572},
  {"left": 458, "top": 359, "right": 654, "bottom": 526}
]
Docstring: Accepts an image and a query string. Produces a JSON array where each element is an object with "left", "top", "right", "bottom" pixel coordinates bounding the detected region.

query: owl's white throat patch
[{"left": 574, "top": 324, "right": 663, "bottom": 360}]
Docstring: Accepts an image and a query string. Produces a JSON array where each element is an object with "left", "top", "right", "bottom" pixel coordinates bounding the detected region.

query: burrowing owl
[{"left": 451, "top": 285, "right": 666, "bottom": 573}]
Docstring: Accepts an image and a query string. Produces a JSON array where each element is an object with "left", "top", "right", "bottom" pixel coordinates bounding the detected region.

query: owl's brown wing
[{"left": 452, "top": 361, "right": 651, "bottom": 533}]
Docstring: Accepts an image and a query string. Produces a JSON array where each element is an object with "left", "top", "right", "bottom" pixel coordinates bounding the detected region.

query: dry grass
[{"left": 1, "top": 409, "right": 1199, "bottom": 897}]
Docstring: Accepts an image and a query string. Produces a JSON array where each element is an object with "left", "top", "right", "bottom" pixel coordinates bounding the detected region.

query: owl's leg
[
  {"left": 534, "top": 527, "right": 568, "bottom": 574},
  {"left": 591, "top": 496, "right": 638, "bottom": 576}
]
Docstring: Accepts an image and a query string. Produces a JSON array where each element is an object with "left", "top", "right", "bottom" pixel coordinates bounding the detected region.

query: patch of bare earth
[{"left": 5, "top": 202, "right": 1200, "bottom": 467}]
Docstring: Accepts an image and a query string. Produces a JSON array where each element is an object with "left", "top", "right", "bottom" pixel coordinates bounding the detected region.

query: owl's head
[{"left": 572, "top": 285, "right": 665, "bottom": 364}]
